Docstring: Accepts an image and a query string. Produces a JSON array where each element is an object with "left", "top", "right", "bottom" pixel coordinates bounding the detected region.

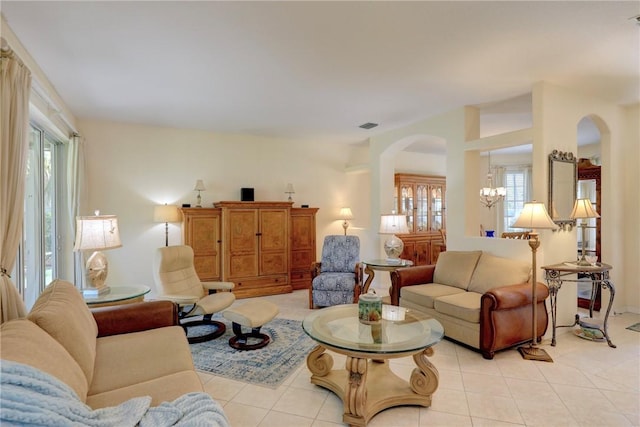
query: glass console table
[
  {"left": 302, "top": 304, "right": 443, "bottom": 427},
  {"left": 83, "top": 285, "right": 150, "bottom": 307},
  {"left": 362, "top": 258, "right": 413, "bottom": 296},
  {"left": 541, "top": 262, "right": 615, "bottom": 348}
]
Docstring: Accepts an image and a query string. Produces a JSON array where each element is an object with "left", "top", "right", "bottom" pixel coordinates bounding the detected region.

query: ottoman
[{"left": 223, "top": 300, "right": 279, "bottom": 350}]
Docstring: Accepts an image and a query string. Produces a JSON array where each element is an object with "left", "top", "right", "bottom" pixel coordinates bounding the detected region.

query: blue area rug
[{"left": 189, "top": 317, "right": 316, "bottom": 389}]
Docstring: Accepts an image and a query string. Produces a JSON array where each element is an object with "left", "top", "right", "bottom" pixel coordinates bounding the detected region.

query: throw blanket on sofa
[{"left": 0, "top": 361, "right": 230, "bottom": 427}]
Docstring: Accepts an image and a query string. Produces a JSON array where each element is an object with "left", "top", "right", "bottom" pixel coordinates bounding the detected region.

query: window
[
  {"left": 501, "top": 167, "right": 532, "bottom": 234},
  {"left": 13, "top": 123, "right": 63, "bottom": 309}
]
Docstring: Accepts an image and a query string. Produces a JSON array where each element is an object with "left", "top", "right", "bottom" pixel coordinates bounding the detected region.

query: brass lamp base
[{"left": 518, "top": 345, "right": 553, "bottom": 362}]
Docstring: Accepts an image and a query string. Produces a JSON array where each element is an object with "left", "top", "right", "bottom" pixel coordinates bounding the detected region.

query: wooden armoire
[{"left": 182, "top": 202, "right": 317, "bottom": 298}]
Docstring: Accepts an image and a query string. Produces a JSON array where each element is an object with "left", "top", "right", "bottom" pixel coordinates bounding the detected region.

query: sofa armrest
[
  {"left": 480, "top": 282, "right": 549, "bottom": 359},
  {"left": 91, "top": 300, "right": 179, "bottom": 337},
  {"left": 481, "top": 282, "right": 548, "bottom": 310},
  {"left": 389, "top": 265, "right": 436, "bottom": 306}
]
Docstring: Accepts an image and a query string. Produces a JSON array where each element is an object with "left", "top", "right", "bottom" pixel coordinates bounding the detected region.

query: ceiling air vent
[{"left": 359, "top": 122, "right": 378, "bottom": 129}]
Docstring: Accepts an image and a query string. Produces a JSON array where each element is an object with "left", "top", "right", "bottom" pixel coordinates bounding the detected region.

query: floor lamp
[
  {"left": 512, "top": 201, "right": 558, "bottom": 362},
  {"left": 154, "top": 204, "right": 181, "bottom": 246}
]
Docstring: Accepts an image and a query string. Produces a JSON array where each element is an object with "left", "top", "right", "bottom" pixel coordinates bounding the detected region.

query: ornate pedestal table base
[{"left": 307, "top": 345, "right": 439, "bottom": 427}]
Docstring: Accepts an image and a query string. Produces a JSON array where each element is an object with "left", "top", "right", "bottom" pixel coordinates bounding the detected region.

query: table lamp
[
  {"left": 512, "top": 201, "right": 558, "bottom": 362},
  {"left": 339, "top": 207, "right": 353, "bottom": 235},
  {"left": 570, "top": 198, "right": 600, "bottom": 266},
  {"left": 154, "top": 204, "right": 181, "bottom": 246},
  {"left": 285, "top": 183, "right": 295, "bottom": 202},
  {"left": 379, "top": 214, "right": 409, "bottom": 262},
  {"left": 73, "top": 211, "right": 122, "bottom": 296},
  {"left": 194, "top": 180, "right": 206, "bottom": 207}
]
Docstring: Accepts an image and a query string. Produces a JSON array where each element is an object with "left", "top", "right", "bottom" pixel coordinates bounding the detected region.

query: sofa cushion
[
  {"left": 468, "top": 253, "right": 531, "bottom": 294},
  {"left": 400, "top": 283, "right": 465, "bottom": 309},
  {"left": 27, "top": 279, "right": 98, "bottom": 385},
  {"left": 0, "top": 319, "right": 89, "bottom": 400},
  {"left": 433, "top": 251, "right": 482, "bottom": 290},
  {"left": 86, "top": 370, "right": 204, "bottom": 409},
  {"left": 433, "top": 292, "right": 483, "bottom": 324},
  {"left": 90, "top": 326, "right": 195, "bottom": 397}
]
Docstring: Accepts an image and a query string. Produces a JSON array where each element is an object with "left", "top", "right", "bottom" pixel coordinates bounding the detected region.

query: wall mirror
[{"left": 548, "top": 150, "right": 577, "bottom": 228}]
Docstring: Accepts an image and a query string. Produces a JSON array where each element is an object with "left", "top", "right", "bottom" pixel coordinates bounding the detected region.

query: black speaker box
[{"left": 241, "top": 188, "right": 254, "bottom": 201}]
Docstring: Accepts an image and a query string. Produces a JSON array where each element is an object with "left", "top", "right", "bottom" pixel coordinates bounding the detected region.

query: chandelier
[{"left": 479, "top": 152, "right": 506, "bottom": 209}]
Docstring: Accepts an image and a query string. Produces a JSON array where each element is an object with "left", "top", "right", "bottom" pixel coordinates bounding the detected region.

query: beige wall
[
  {"left": 367, "top": 83, "right": 640, "bottom": 321},
  {"left": 77, "top": 119, "right": 444, "bottom": 297}
]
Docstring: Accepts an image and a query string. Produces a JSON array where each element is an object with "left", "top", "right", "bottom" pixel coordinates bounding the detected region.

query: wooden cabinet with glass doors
[{"left": 394, "top": 173, "right": 446, "bottom": 266}]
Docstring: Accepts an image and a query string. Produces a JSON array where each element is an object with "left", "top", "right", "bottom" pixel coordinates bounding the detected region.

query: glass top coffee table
[{"left": 302, "top": 304, "right": 443, "bottom": 426}]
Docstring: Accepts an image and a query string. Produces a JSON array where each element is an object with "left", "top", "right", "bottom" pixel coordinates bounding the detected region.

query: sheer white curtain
[
  {"left": 0, "top": 46, "right": 31, "bottom": 323},
  {"left": 67, "top": 133, "right": 86, "bottom": 286},
  {"left": 495, "top": 166, "right": 506, "bottom": 235}
]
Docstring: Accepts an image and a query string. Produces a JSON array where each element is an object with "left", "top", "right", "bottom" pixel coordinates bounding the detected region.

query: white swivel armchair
[{"left": 153, "top": 245, "right": 235, "bottom": 343}]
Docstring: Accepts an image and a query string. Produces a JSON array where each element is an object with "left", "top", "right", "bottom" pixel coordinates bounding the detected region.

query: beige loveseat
[
  {"left": 390, "top": 250, "right": 549, "bottom": 359},
  {"left": 0, "top": 279, "right": 211, "bottom": 411}
]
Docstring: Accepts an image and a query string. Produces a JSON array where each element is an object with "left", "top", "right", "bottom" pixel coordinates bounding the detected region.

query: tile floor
[{"left": 198, "top": 290, "right": 640, "bottom": 427}]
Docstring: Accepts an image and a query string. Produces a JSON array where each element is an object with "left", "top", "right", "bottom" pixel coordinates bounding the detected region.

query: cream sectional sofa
[
  {"left": 0, "top": 279, "right": 221, "bottom": 416},
  {"left": 390, "top": 250, "right": 549, "bottom": 359}
]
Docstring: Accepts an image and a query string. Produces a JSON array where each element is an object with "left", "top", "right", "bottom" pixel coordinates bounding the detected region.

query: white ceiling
[{"left": 2, "top": 1, "right": 638, "bottom": 151}]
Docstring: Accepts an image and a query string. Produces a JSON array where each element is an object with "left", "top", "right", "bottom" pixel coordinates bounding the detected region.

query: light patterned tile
[
  {"left": 311, "top": 420, "right": 347, "bottom": 427},
  {"left": 470, "top": 417, "right": 525, "bottom": 426},
  {"left": 272, "top": 387, "right": 328, "bottom": 418},
  {"left": 258, "top": 410, "right": 314, "bottom": 427},
  {"left": 552, "top": 384, "right": 618, "bottom": 416},
  {"left": 418, "top": 409, "right": 472, "bottom": 427},
  {"left": 461, "top": 372, "right": 511, "bottom": 397},
  {"left": 466, "top": 392, "right": 523, "bottom": 425},
  {"left": 231, "top": 383, "right": 287, "bottom": 409},
  {"left": 222, "top": 402, "right": 268, "bottom": 427},
  {"left": 430, "top": 388, "right": 469, "bottom": 416},
  {"left": 515, "top": 395, "right": 580, "bottom": 426},
  {"left": 601, "top": 389, "right": 640, "bottom": 417},
  {"left": 496, "top": 357, "right": 547, "bottom": 381},
  {"left": 438, "top": 368, "right": 464, "bottom": 391},
  {"left": 538, "top": 362, "right": 597, "bottom": 388},
  {"left": 202, "top": 374, "right": 247, "bottom": 401},
  {"left": 367, "top": 406, "right": 419, "bottom": 427},
  {"left": 505, "top": 377, "right": 558, "bottom": 401},
  {"left": 315, "top": 392, "right": 344, "bottom": 424}
]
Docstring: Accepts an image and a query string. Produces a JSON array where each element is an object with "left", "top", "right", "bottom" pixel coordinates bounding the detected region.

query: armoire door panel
[
  {"left": 260, "top": 253, "right": 287, "bottom": 275},
  {"left": 230, "top": 255, "right": 258, "bottom": 278},
  {"left": 228, "top": 210, "right": 258, "bottom": 253},
  {"left": 260, "top": 209, "right": 288, "bottom": 251}
]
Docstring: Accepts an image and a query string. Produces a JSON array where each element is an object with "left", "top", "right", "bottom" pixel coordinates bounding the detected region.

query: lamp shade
[
  {"left": 570, "top": 198, "right": 600, "bottom": 219},
  {"left": 379, "top": 214, "right": 409, "bottom": 235},
  {"left": 285, "top": 183, "right": 295, "bottom": 193},
  {"left": 512, "top": 201, "right": 558, "bottom": 230},
  {"left": 194, "top": 179, "right": 206, "bottom": 191},
  {"left": 339, "top": 207, "right": 353, "bottom": 220},
  {"left": 73, "top": 214, "right": 122, "bottom": 251},
  {"left": 154, "top": 204, "right": 181, "bottom": 223}
]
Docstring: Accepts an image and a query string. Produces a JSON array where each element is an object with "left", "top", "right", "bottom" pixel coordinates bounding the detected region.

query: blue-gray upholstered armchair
[{"left": 309, "top": 235, "right": 362, "bottom": 308}]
